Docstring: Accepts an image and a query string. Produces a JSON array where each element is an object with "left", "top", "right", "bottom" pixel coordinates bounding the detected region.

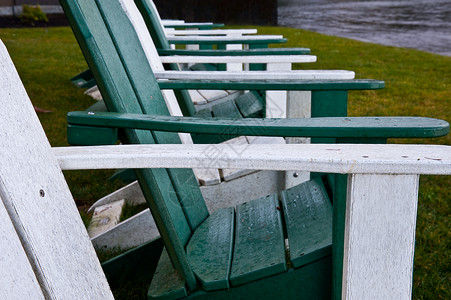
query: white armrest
[
  {"left": 161, "top": 20, "right": 186, "bottom": 25},
  {"left": 54, "top": 144, "right": 451, "bottom": 174},
  {"left": 164, "top": 29, "right": 257, "bottom": 36},
  {"left": 160, "top": 55, "right": 316, "bottom": 64},
  {"left": 154, "top": 70, "right": 355, "bottom": 80},
  {"left": 168, "top": 35, "right": 284, "bottom": 42}
]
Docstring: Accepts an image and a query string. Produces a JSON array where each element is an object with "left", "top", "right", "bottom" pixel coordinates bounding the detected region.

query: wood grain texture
[
  {"left": 343, "top": 174, "right": 419, "bottom": 300},
  {"left": 0, "top": 40, "right": 113, "bottom": 299},
  {"left": 54, "top": 144, "right": 451, "bottom": 175},
  {"left": 0, "top": 197, "right": 45, "bottom": 299},
  {"left": 155, "top": 70, "right": 355, "bottom": 80}
]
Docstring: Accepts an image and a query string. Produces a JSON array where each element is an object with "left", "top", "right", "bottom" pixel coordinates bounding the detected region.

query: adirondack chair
[{"left": 1, "top": 38, "right": 450, "bottom": 299}]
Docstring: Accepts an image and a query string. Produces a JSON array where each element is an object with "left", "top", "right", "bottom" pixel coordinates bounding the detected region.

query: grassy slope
[{"left": 0, "top": 26, "right": 449, "bottom": 299}]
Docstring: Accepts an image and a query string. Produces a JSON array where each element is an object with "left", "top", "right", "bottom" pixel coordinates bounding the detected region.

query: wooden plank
[
  {"left": 160, "top": 55, "right": 317, "bottom": 64},
  {"left": 148, "top": 249, "right": 187, "bottom": 299},
  {"left": 0, "top": 198, "right": 45, "bottom": 299},
  {"left": 155, "top": 70, "right": 355, "bottom": 81},
  {"left": 234, "top": 90, "right": 264, "bottom": 118},
  {"left": 0, "top": 39, "right": 113, "bottom": 299},
  {"left": 67, "top": 113, "right": 450, "bottom": 139},
  {"left": 164, "top": 29, "right": 257, "bottom": 35},
  {"left": 186, "top": 208, "right": 235, "bottom": 291},
  {"left": 281, "top": 177, "right": 332, "bottom": 268},
  {"left": 230, "top": 195, "right": 286, "bottom": 286},
  {"left": 211, "top": 99, "right": 242, "bottom": 118},
  {"left": 167, "top": 35, "right": 286, "bottom": 44},
  {"left": 54, "top": 144, "right": 451, "bottom": 175},
  {"left": 158, "top": 48, "right": 312, "bottom": 56},
  {"left": 342, "top": 174, "right": 420, "bottom": 299}
]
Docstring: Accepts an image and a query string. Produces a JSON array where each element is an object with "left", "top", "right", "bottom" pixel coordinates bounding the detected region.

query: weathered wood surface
[
  {"left": 159, "top": 55, "right": 317, "bottom": 64},
  {"left": 0, "top": 198, "right": 45, "bottom": 299},
  {"left": 54, "top": 144, "right": 451, "bottom": 175},
  {"left": 0, "top": 40, "right": 113, "bottom": 299},
  {"left": 343, "top": 174, "right": 420, "bottom": 299},
  {"left": 155, "top": 70, "right": 354, "bottom": 80},
  {"left": 164, "top": 29, "right": 257, "bottom": 35}
]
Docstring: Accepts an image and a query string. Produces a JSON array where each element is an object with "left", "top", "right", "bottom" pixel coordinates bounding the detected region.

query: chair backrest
[
  {"left": 60, "top": 0, "right": 209, "bottom": 290},
  {"left": 134, "top": 0, "right": 172, "bottom": 50},
  {"left": 0, "top": 39, "right": 113, "bottom": 299}
]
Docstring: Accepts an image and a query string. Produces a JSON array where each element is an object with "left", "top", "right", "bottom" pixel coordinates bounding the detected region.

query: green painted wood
[
  {"left": 166, "top": 38, "right": 287, "bottom": 45},
  {"left": 86, "top": 100, "right": 108, "bottom": 112},
  {"left": 135, "top": 0, "right": 171, "bottom": 50},
  {"left": 70, "top": 68, "right": 95, "bottom": 88},
  {"left": 158, "top": 79, "right": 385, "bottom": 91},
  {"left": 230, "top": 195, "right": 287, "bottom": 286},
  {"left": 211, "top": 100, "right": 242, "bottom": 118},
  {"left": 187, "top": 257, "right": 331, "bottom": 299},
  {"left": 281, "top": 177, "right": 332, "bottom": 268},
  {"left": 61, "top": 0, "right": 200, "bottom": 290},
  {"left": 332, "top": 174, "right": 347, "bottom": 300},
  {"left": 102, "top": 238, "right": 163, "bottom": 290},
  {"left": 96, "top": 0, "right": 209, "bottom": 231},
  {"left": 67, "top": 124, "right": 118, "bottom": 146},
  {"left": 67, "top": 113, "right": 451, "bottom": 139},
  {"left": 234, "top": 91, "right": 264, "bottom": 118},
  {"left": 186, "top": 208, "right": 235, "bottom": 291},
  {"left": 148, "top": 248, "right": 188, "bottom": 300},
  {"left": 188, "top": 63, "right": 218, "bottom": 72},
  {"left": 158, "top": 48, "right": 311, "bottom": 56}
]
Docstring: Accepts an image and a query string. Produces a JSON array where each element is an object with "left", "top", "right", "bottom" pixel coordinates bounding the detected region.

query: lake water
[{"left": 278, "top": 0, "right": 451, "bottom": 56}]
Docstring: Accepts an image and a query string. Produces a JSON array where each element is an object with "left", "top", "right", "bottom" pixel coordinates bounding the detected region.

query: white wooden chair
[{"left": 1, "top": 39, "right": 450, "bottom": 299}]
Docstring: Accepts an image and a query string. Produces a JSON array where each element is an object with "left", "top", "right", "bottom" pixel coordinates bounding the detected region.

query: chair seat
[{"left": 150, "top": 177, "right": 332, "bottom": 298}]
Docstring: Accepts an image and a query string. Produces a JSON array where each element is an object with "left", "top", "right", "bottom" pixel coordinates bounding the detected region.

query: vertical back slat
[{"left": 0, "top": 39, "right": 113, "bottom": 299}]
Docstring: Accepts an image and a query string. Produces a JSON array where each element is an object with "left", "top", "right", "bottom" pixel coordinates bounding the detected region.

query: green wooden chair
[
  {"left": 2, "top": 38, "right": 450, "bottom": 299},
  {"left": 58, "top": 1, "right": 450, "bottom": 298}
]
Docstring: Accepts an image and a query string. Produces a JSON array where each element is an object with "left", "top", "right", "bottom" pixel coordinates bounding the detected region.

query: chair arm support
[
  {"left": 158, "top": 48, "right": 312, "bottom": 56},
  {"left": 67, "top": 112, "right": 449, "bottom": 139}
]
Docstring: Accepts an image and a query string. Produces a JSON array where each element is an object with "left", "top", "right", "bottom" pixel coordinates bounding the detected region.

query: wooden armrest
[
  {"left": 164, "top": 29, "right": 258, "bottom": 36},
  {"left": 167, "top": 35, "right": 287, "bottom": 45},
  {"left": 157, "top": 79, "right": 383, "bottom": 91},
  {"left": 158, "top": 48, "right": 311, "bottom": 56},
  {"left": 67, "top": 112, "right": 449, "bottom": 139},
  {"left": 155, "top": 70, "right": 354, "bottom": 81},
  {"left": 54, "top": 144, "right": 451, "bottom": 175},
  {"left": 159, "top": 55, "right": 316, "bottom": 64}
]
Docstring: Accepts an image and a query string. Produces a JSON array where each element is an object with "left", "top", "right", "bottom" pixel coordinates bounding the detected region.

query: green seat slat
[
  {"left": 230, "top": 195, "right": 287, "bottom": 286},
  {"left": 186, "top": 208, "right": 235, "bottom": 291},
  {"left": 281, "top": 177, "right": 332, "bottom": 268},
  {"left": 148, "top": 249, "right": 187, "bottom": 300},
  {"left": 193, "top": 108, "right": 213, "bottom": 118},
  {"left": 211, "top": 100, "right": 243, "bottom": 118},
  {"left": 234, "top": 91, "right": 264, "bottom": 118},
  {"left": 189, "top": 63, "right": 218, "bottom": 72}
]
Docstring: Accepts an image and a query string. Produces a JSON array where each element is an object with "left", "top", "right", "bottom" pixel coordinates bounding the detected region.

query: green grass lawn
[{"left": 0, "top": 26, "right": 449, "bottom": 299}]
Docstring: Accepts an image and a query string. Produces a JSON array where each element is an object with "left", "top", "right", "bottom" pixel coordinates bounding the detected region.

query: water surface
[{"left": 278, "top": 0, "right": 451, "bottom": 56}]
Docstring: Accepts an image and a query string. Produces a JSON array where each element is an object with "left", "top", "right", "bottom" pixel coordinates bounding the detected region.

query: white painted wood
[
  {"left": 161, "top": 20, "right": 185, "bottom": 25},
  {"left": 165, "top": 29, "right": 258, "bottom": 35},
  {"left": 265, "top": 62, "right": 291, "bottom": 118},
  {"left": 88, "top": 200, "right": 125, "bottom": 238},
  {"left": 343, "top": 174, "right": 419, "bottom": 300},
  {"left": 0, "top": 196, "right": 45, "bottom": 299},
  {"left": 167, "top": 35, "right": 284, "bottom": 43},
  {"left": 91, "top": 208, "right": 159, "bottom": 250},
  {"left": 54, "top": 144, "right": 451, "bottom": 175},
  {"left": 198, "top": 89, "right": 229, "bottom": 102},
  {"left": 285, "top": 90, "right": 312, "bottom": 188},
  {"left": 155, "top": 70, "right": 355, "bottom": 80},
  {"left": 84, "top": 85, "right": 103, "bottom": 100},
  {"left": 0, "top": 40, "right": 113, "bottom": 299},
  {"left": 88, "top": 181, "right": 146, "bottom": 213},
  {"left": 159, "top": 55, "right": 317, "bottom": 64}
]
